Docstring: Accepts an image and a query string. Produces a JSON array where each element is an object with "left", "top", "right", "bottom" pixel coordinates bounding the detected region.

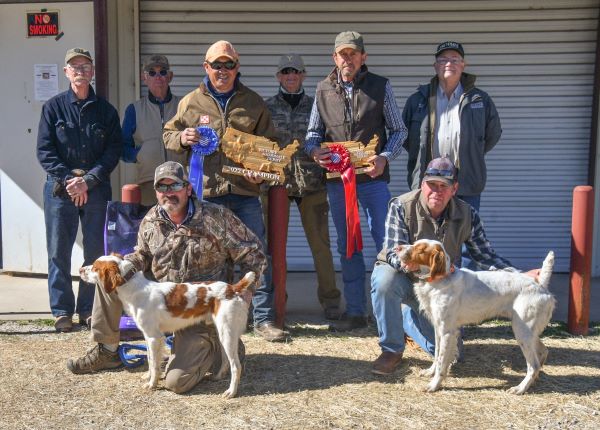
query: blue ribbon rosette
[{"left": 188, "top": 126, "right": 219, "bottom": 198}]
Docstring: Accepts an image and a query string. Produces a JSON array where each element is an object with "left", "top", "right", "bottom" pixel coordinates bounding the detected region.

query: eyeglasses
[
  {"left": 155, "top": 182, "right": 186, "bottom": 193},
  {"left": 280, "top": 68, "right": 303, "bottom": 75},
  {"left": 425, "top": 168, "right": 455, "bottom": 179},
  {"left": 67, "top": 63, "right": 93, "bottom": 73},
  {"left": 208, "top": 61, "right": 237, "bottom": 70},
  {"left": 435, "top": 57, "right": 463, "bottom": 65},
  {"left": 146, "top": 69, "right": 168, "bottom": 77}
]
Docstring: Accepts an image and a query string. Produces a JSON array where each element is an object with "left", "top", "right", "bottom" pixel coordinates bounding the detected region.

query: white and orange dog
[
  {"left": 396, "top": 239, "right": 555, "bottom": 394},
  {"left": 80, "top": 254, "right": 255, "bottom": 398}
]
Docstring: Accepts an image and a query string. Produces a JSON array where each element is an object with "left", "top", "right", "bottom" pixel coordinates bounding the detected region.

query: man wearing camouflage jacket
[
  {"left": 67, "top": 161, "right": 267, "bottom": 394},
  {"left": 264, "top": 54, "right": 341, "bottom": 320}
]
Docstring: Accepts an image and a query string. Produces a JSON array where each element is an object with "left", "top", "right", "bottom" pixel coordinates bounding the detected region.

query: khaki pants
[
  {"left": 261, "top": 189, "right": 340, "bottom": 308},
  {"left": 90, "top": 282, "right": 222, "bottom": 394}
]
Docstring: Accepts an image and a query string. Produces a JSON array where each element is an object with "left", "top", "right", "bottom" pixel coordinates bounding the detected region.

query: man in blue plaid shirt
[{"left": 370, "top": 157, "right": 534, "bottom": 375}]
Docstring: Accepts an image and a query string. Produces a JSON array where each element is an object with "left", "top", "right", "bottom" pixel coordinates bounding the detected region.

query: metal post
[
  {"left": 268, "top": 185, "right": 289, "bottom": 328},
  {"left": 568, "top": 185, "right": 594, "bottom": 335}
]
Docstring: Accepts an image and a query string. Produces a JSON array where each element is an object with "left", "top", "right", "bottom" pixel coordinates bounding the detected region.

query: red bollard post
[
  {"left": 268, "top": 185, "right": 289, "bottom": 328},
  {"left": 121, "top": 184, "right": 141, "bottom": 204},
  {"left": 568, "top": 185, "right": 594, "bottom": 335}
]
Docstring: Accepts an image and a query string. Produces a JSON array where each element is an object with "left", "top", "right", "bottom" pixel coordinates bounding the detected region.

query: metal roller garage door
[{"left": 139, "top": 0, "right": 598, "bottom": 272}]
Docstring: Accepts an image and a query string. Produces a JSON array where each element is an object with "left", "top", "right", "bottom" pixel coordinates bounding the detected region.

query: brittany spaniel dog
[
  {"left": 80, "top": 254, "right": 255, "bottom": 398},
  {"left": 396, "top": 239, "right": 555, "bottom": 394}
]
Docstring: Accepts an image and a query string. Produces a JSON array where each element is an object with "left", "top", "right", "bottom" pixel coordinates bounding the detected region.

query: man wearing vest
[
  {"left": 370, "top": 157, "right": 522, "bottom": 375},
  {"left": 121, "top": 54, "right": 187, "bottom": 205},
  {"left": 265, "top": 54, "right": 342, "bottom": 320},
  {"left": 305, "top": 31, "right": 407, "bottom": 331}
]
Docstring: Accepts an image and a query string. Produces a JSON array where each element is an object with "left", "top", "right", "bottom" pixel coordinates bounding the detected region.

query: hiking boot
[
  {"left": 254, "top": 322, "right": 287, "bottom": 342},
  {"left": 328, "top": 314, "right": 367, "bottom": 332},
  {"left": 371, "top": 351, "right": 403, "bottom": 375},
  {"left": 54, "top": 315, "right": 73, "bottom": 333},
  {"left": 324, "top": 305, "right": 342, "bottom": 321},
  {"left": 67, "top": 344, "right": 123, "bottom": 374}
]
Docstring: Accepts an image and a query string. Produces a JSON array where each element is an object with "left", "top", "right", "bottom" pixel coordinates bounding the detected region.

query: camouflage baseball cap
[
  {"left": 423, "top": 157, "right": 457, "bottom": 185},
  {"left": 154, "top": 161, "right": 188, "bottom": 187},
  {"left": 435, "top": 41, "right": 465, "bottom": 58},
  {"left": 334, "top": 30, "right": 364, "bottom": 53},
  {"left": 65, "top": 47, "right": 93, "bottom": 64},
  {"left": 143, "top": 54, "right": 170, "bottom": 71},
  {"left": 277, "top": 54, "right": 305, "bottom": 72}
]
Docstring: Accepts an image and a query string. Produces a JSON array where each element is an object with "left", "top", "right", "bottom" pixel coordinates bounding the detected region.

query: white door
[{"left": 0, "top": 2, "right": 94, "bottom": 273}]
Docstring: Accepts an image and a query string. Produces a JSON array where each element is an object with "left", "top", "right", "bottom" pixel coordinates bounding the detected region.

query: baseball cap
[
  {"left": 205, "top": 40, "right": 239, "bottom": 63},
  {"left": 65, "top": 47, "right": 93, "bottom": 64},
  {"left": 334, "top": 31, "right": 364, "bottom": 53},
  {"left": 423, "top": 157, "right": 457, "bottom": 185},
  {"left": 154, "top": 161, "right": 188, "bottom": 187},
  {"left": 277, "top": 54, "right": 305, "bottom": 73},
  {"left": 143, "top": 54, "right": 170, "bottom": 71},
  {"left": 435, "top": 41, "right": 465, "bottom": 58}
]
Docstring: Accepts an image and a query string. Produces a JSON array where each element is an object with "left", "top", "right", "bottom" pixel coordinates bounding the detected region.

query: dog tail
[
  {"left": 538, "top": 251, "right": 555, "bottom": 289},
  {"left": 231, "top": 271, "right": 256, "bottom": 294}
]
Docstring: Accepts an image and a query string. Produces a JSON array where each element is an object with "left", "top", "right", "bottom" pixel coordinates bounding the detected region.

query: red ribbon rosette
[{"left": 325, "top": 144, "right": 363, "bottom": 258}]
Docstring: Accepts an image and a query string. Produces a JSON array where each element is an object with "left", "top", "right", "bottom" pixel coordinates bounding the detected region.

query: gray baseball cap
[
  {"left": 143, "top": 54, "right": 170, "bottom": 71},
  {"left": 334, "top": 30, "right": 364, "bottom": 52},
  {"left": 277, "top": 54, "right": 305, "bottom": 72},
  {"left": 154, "top": 161, "right": 188, "bottom": 186},
  {"left": 65, "top": 47, "right": 93, "bottom": 64}
]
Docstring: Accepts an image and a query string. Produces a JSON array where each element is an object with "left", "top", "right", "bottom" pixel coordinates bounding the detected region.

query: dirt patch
[{"left": 0, "top": 321, "right": 598, "bottom": 429}]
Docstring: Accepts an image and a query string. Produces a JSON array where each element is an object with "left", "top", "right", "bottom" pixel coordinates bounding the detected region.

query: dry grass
[{"left": 0, "top": 320, "right": 599, "bottom": 430}]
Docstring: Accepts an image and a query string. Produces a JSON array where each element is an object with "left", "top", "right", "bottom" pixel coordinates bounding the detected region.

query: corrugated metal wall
[{"left": 139, "top": 0, "right": 599, "bottom": 272}]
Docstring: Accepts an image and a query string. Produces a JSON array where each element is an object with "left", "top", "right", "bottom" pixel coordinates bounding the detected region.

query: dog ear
[
  {"left": 429, "top": 248, "right": 448, "bottom": 280},
  {"left": 101, "top": 263, "right": 125, "bottom": 294}
]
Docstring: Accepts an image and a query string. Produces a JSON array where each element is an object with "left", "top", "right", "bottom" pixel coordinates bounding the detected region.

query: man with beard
[
  {"left": 67, "top": 161, "right": 267, "bottom": 394},
  {"left": 36, "top": 47, "right": 122, "bottom": 333}
]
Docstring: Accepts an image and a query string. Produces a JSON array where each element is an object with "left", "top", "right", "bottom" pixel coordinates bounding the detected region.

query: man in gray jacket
[{"left": 402, "top": 41, "right": 501, "bottom": 213}]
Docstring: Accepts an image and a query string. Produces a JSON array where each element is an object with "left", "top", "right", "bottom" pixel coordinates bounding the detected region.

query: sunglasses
[
  {"left": 280, "top": 68, "right": 303, "bottom": 75},
  {"left": 208, "top": 61, "right": 237, "bottom": 70},
  {"left": 155, "top": 182, "right": 186, "bottom": 193},
  {"left": 147, "top": 69, "right": 168, "bottom": 77},
  {"left": 425, "top": 168, "right": 455, "bottom": 179}
]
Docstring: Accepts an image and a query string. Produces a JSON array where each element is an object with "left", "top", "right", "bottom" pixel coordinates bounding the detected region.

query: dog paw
[
  {"left": 222, "top": 388, "right": 237, "bottom": 399},
  {"left": 424, "top": 378, "right": 442, "bottom": 392},
  {"left": 144, "top": 382, "right": 158, "bottom": 390},
  {"left": 507, "top": 385, "right": 526, "bottom": 395}
]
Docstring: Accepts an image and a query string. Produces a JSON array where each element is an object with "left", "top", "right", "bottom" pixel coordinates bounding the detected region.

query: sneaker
[
  {"left": 324, "top": 305, "right": 342, "bottom": 321},
  {"left": 67, "top": 344, "right": 123, "bottom": 374},
  {"left": 328, "top": 314, "right": 367, "bottom": 332},
  {"left": 371, "top": 351, "right": 403, "bottom": 375},
  {"left": 254, "top": 322, "right": 287, "bottom": 342},
  {"left": 54, "top": 315, "right": 73, "bottom": 333}
]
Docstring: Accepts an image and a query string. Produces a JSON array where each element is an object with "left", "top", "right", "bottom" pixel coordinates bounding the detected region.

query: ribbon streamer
[
  {"left": 189, "top": 126, "right": 219, "bottom": 198},
  {"left": 325, "top": 144, "right": 363, "bottom": 258}
]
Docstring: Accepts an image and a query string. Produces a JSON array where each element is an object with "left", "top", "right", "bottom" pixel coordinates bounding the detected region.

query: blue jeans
[
  {"left": 206, "top": 194, "right": 274, "bottom": 325},
  {"left": 370, "top": 262, "right": 435, "bottom": 356},
  {"left": 457, "top": 194, "right": 480, "bottom": 270},
  {"left": 43, "top": 180, "right": 111, "bottom": 317},
  {"left": 327, "top": 180, "right": 390, "bottom": 317}
]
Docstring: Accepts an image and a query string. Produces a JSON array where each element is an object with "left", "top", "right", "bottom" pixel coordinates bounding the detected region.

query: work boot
[
  {"left": 323, "top": 305, "right": 342, "bottom": 321},
  {"left": 371, "top": 351, "right": 403, "bottom": 375},
  {"left": 67, "top": 344, "right": 123, "bottom": 374},
  {"left": 328, "top": 314, "right": 367, "bottom": 332},
  {"left": 54, "top": 315, "right": 73, "bottom": 333},
  {"left": 254, "top": 322, "right": 287, "bottom": 342}
]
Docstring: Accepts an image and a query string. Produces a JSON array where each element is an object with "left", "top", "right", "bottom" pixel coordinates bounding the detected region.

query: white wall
[{"left": 0, "top": 2, "right": 94, "bottom": 274}]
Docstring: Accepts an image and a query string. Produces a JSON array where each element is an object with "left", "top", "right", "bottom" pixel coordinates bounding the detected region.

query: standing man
[
  {"left": 163, "top": 40, "right": 285, "bottom": 342},
  {"left": 121, "top": 54, "right": 187, "bottom": 205},
  {"left": 402, "top": 41, "right": 502, "bottom": 212},
  {"left": 305, "top": 31, "right": 407, "bottom": 331},
  {"left": 265, "top": 54, "right": 342, "bottom": 320},
  {"left": 370, "top": 157, "right": 528, "bottom": 375},
  {"left": 36, "top": 48, "right": 122, "bottom": 332},
  {"left": 68, "top": 161, "right": 267, "bottom": 394}
]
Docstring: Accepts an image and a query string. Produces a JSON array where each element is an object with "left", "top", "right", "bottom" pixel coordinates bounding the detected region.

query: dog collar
[{"left": 122, "top": 266, "right": 137, "bottom": 282}]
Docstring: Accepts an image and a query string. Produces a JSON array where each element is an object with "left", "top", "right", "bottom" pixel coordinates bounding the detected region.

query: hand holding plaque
[
  {"left": 321, "top": 136, "right": 379, "bottom": 179},
  {"left": 221, "top": 127, "right": 298, "bottom": 184}
]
